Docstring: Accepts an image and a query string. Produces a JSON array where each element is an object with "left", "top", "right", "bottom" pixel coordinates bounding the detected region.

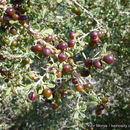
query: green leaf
[
  {"left": 67, "top": 95, "right": 73, "bottom": 99},
  {"left": 38, "top": 88, "right": 43, "bottom": 95},
  {"left": 74, "top": 111, "right": 79, "bottom": 119},
  {"left": 47, "top": 94, "right": 53, "bottom": 100},
  {"left": 65, "top": 52, "right": 71, "bottom": 57},
  {"left": 48, "top": 84, "right": 55, "bottom": 88},
  {"left": 57, "top": 0, "right": 62, "bottom": 3},
  {"left": 46, "top": 73, "right": 49, "bottom": 79},
  {"left": 79, "top": 112, "right": 86, "bottom": 118},
  {"left": 24, "top": 85, "right": 32, "bottom": 91},
  {"left": 88, "top": 94, "right": 98, "bottom": 101},
  {"left": 6, "top": 88, "right": 11, "bottom": 95},
  {"left": 32, "top": 24, "right": 40, "bottom": 30},
  {"left": 82, "top": 52, "right": 86, "bottom": 59},
  {"left": 9, "top": 20, "right": 17, "bottom": 24},
  {"left": 59, "top": 63, "right": 63, "bottom": 72},
  {"left": 81, "top": 105, "right": 87, "bottom": 111},
  {"left": 42, "top": 9, "right": 47, "bottom": 18},
  {"left": 101, "top": 43, "right": 107, "bottom": 56},
  {"left": 86, "top": 101, "right": 98, "bottom": 106},
  {"left": 43, "top": 29, "right": 53, "bottom": 35}
]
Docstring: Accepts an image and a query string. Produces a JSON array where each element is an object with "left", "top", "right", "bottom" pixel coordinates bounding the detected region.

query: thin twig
[
  {"left": 78, "top": 33, "right": 89, "bottom": 41},
  {"left": 72, "top": 0, "right": 103, "bottom": 27}
]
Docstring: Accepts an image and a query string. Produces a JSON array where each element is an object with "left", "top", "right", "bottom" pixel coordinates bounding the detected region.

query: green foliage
[{"left": 0, "top": 0, "right": 129, "bottom": 129}]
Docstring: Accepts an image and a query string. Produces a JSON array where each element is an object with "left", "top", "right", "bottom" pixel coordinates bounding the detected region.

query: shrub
[{"left": 0, "top": 0, "right": 129, "bottom": 129}]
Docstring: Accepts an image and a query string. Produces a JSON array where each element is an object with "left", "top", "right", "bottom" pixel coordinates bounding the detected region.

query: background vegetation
[{"left": 0, "top": 0, "right": 129, "bottom": 129}]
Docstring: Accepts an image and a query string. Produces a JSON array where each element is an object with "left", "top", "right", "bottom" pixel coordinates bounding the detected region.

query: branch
[
  {"left": 23, "top": 23, "right": 61, "bottom": 54},
  {"left": 72, "top": 0, "right": 103, "bottom": 27},
  {"left": 22, "top": 23, "right": 100, "bottom": 102}
]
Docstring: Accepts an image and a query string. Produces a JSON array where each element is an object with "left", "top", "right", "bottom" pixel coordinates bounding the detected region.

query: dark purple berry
[
  {"left": 58, "top": 42, "right": 67, "bottom": 50},
  {"left": 58, "top": 53, "right": 67, "bottom": 61},
  {"left": 31, "top": 46, "right": 36, "bottom": 52},
  {"left": 91, "top": 37, "right": 99, "bottom": 43},
  {"left": 19, "top": 15, "right": 27, "bottom": 24},
  {"left": 63, "top": 64, "right": 71, "bottom": 72},
  {"left": 34, "top": 44, "right": 42, "bottom": 52},
  {"left": 85, "top": 58, "right": 92, "bottom": 67},
  {"left": 43, "top": 48, "right": 51, "bottom": 56},
  {"left": 69, "top": 32, "right": 74, "bottom": 39},
  {"left": 28, "top": 92, "right": 37, "bottom": 101},
  {"left": 93, "top": 60, "right": 102, "bottom": 69},
  {"left": 45, "top": 35, "right": 53, "bottom": 42},
  {"left": 68, "top": 40, "right": 75, "bottom": 47},
  {"left": 6, "top": 8, "right": 15, "bottom": 16},
  {"left": 97, "top": 104, "right": 104, "bottom": 110},
  {"left": 103, "top": 54, "right": 114, "bottom": 64},
  {"left": 3, "top": 14, "right": 10, "bottom": 22},
  {"left": 80, "top": 69, "right": 90, "bottom": 77},
  {"left": 55, "top": 44, "right": 59, "bottom": 49},
  {"left": 90, "top": 31, "right": 98, "bottom": 39},
  {"left": 72, "top": 78, "right": 79, "bottom": 84}
]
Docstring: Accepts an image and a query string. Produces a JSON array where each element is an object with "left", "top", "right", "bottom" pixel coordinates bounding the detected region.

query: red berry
[
  {"left": 90, "top": 31, "right": 98, "bottom": 39},
  {"left": 97, "top": 104, "right": 104, "bottom": 110},
  {"left": 12, "top": 13, "right": 19, "bottom": 20},
  {"left": 50, "top": 66, "right": 59, "bottom": 73},
  {"left": 72, "top": 78, "right": 79, "bottom": 84},
  {"left": 28, "top": 92, "right": 37, "bottom": 101},
  {"left": 19, "top": 15, "right": 27, "bottom": 24},
  {"left": 43, "top": 88, "right": 52, "bottom": 98},
  {"left": 96, "top": 109, "right": 102, "bottom": 116},
  {"left": 75, "top": 84, "right": 83, "bottom": 92},
  {"left": 13, "top": 4, "right": 19, "bottom": 10},
  {"left": 3, "top": 14, "right": 10, "bottom": 22},
  {"left": 63, "top": 64, "right": 71, "bottom": 72},
  {"left": 102, "top": 97, "right": 108, "bottom": 103},
  {"left": 43, "top": 65, "right": 48, "bottom": 69},
  {"left": 58, "top": 42, "right": 67, "bottom": 50},
  {"left": 45, "top": 35, "right": 53, "bottom": 42},
  {"left": 18, "top": 8, "right": 25, "bottom": 14},
  {"left": 57, "top": 72, "right": 62, "bottom": 78},
  {"left": 93, "top": 60, "right": 102, "bottom": 69},
  {"left": 51, "top": 103, "right": 58, "bottom": 110},
  {"left": 31, "top": 46, "right": 36, "bottom": 52},
  {"left": 6, "top": 8, "right": 15, "bottom": 16},
  {"left": 58, "top": 53, "right": 67, "bottom": 61},
  {"left": 103, "top": 54, "right": 114, "bottom": 64},
  {"left": 10, "top": 27, "right": 17, "bottom": 35},
  {"left": 80, "top": 69, "right": 90, "bottom": 77},
  {"left": 97, "top": 30, "right": 104, "bottom": 37},
  {"left": 43, "top": 48, "right": 51, "bottom": 56},
  {"left": 89, "top": 42, "right": 97, "bottom": 47},
  {"left": 85, "top": 58, "right": 92, "bottom": 67},
  {"left": 68, "top": 40, "right": 75, "bottom": 47},
  {"left": 68, "top": 58, "right": 74, "bottom": 65},
  {"left": 69, "top": 32, "right": 74, "bottom": 39},
  {"left": 91, "top": 37, "right": 99, "bottom": 43},
  {"left": 34, "top": 44, "right": 42, "bottom": 52},
  {"left": 84, "top": 83, "right": 93, "bottom": 90},
  {"left": 72, "top": 8, "right": 82, "bottom": 15},
  {"left": 55, "top": 44, "right": 59, "bottom": 49}
]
